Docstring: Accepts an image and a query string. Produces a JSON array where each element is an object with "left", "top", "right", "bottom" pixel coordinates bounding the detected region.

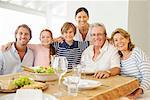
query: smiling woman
[
  {"left": 74, "top": 7, "right": 92, "bottom": 42},
  {"left": 111, "top": 28, "right": 150, "bottom": 99}
]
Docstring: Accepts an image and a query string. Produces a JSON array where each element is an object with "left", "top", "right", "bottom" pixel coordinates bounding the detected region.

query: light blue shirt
[
  {"left": 0, "top": 43, "right": 34, "bottom": 75},
  {"left": 121, "top": 47, "right": 150, "bottom": 93}
]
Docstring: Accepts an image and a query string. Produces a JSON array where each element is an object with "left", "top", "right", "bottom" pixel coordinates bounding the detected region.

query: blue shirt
[
  {"left": 121, "top": 47, "right": 150, "bottom": 93},
  {"left": 53, "top": 40, "right": 89, "bottom": 69},
  {"left": 0, "top": 43, "right": 34, "bottom": 75}
]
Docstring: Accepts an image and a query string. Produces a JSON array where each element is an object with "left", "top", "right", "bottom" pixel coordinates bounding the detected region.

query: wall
[
  {"left": 46, "top": 0, "right": 128, "bottom": 38},
  {"left": 148, "top": 0, "right": 150, "bottom": 56},
  {"left": 67, "top": 0, "right": 128, "bottom": 37},
  {"left": 128, "top": 0, "right": 149, "bottom": 56}
]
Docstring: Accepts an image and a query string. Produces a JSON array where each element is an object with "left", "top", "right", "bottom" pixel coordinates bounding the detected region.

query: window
[{"left": 0, "top": 7, "right": 46, "bottom": 47}]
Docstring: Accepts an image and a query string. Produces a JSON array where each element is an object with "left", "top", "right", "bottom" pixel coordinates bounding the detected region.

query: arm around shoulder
[{"left": 0, "top": 42, "right": 14, "bottom": 52}]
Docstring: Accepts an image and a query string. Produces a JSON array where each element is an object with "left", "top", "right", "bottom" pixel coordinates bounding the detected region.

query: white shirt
[
  {"left": 81, "top": 40, "right": 120, "bottom": 71},
  {"left": 74, "top": 24, "right": 92, "bottom": 41},
  {"left": 0, "top": 43, "right": 34, "bottom": 75}
]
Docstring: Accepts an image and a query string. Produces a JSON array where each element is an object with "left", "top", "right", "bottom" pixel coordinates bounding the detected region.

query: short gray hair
[{"left": 91, "top": 23, "right": 107, "bottom": 35}]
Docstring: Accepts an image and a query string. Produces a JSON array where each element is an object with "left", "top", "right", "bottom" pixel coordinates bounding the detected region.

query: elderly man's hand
[{"left": 93, "top": 71, "right": 111, "bottom": 79}]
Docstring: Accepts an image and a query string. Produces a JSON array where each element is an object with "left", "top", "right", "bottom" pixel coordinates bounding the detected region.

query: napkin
[{"left": 14, "top": 89, "right": 43, "bottom": 100}]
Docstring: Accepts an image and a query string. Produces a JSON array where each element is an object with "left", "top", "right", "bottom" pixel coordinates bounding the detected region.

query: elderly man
[
  {"left": 0, "top": 24, "right": 34, "bottom": 75},
  {"left": 81, "top": 23, "right": 120, "bottom": 79}
]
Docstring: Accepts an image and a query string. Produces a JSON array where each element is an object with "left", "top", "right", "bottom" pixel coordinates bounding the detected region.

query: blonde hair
[
  {"left": 61, "top": 22, "right": 76, "bottom": 35},
  {"left": 111, "top": 28, "right": 135, "bottom": 57}
]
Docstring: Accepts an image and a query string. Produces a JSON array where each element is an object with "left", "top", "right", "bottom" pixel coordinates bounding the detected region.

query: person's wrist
[
  {"left": 138, "top": 88, "right": 144, "bottom": 94},
  {"left": 105, "top": 70, "right": 111, "bottom": 76}
]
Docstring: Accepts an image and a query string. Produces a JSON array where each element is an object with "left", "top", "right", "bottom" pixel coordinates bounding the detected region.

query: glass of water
[
  {"left": 67, "top": 76, "right": 80, "bottom": 96},
  {"left": 52, "top": 56, "right": 68, "bottom": 96},
  {"left": 77, "top": 63, "right": 86, "bottom": 79},
  {"left": 72, "top": 64, "right": 81, "bottom": 77}
]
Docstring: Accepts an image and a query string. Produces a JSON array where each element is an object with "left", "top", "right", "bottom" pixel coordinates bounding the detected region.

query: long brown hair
[
  {"left": 111, "top": 28, "right": 135, "bottom": 57},
  {"left": 40, "top": 29, "right": 55, "bottom": 56}
]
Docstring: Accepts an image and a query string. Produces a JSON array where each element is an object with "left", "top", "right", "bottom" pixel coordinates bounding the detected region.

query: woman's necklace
[{"left": 122, "top": 51, "right": 132, "bottom": 60}]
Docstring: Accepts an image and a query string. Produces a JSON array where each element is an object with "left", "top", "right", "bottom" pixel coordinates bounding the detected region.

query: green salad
[
  {"left": 12, "top": 76, "right": 33, "bottom": 87},
  {"left": 33, "top": 66, "right": 55, "bottom": 74}
]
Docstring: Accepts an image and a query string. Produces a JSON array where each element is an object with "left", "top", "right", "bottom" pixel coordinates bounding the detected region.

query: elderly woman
[
  {"left": 81, "top": 23, "right": 120, "bottom": 79},
  {"left": 111, "top": 28, "right": 150, "bottom": 99}
]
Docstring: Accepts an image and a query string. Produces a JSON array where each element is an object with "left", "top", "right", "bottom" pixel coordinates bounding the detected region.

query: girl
[{"left": 29, "top": 29, "right": 55, "bottom": 66}]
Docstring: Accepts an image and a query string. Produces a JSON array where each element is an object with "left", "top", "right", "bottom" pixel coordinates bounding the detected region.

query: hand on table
[
  {"left": 93, "top": 71, "right": 110, "bottom": 79},
  {"left": 127, "top": 88, "right": 143, "bottom": 100}
]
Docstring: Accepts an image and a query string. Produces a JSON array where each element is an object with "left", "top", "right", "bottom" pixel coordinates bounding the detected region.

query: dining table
[{"left": 0, "top": 71, "right": 139, "bottom": 100}]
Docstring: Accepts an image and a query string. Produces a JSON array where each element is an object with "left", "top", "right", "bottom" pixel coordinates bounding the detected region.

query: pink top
[{"left": 28, "top": 44, "right": 50, "bottom": 66}]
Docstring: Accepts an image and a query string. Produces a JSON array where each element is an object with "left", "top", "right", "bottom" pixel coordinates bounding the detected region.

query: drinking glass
[
  {"left": 67, "top": 76, "right": 80, "bottom": 96},
  {"left": 77, "top": 63, "right": 86, "bottom": 79},
  {"left": 52, "top": 56, "right": 68, "bottom": 96},
  {"left": 72, "top": 64, "right": 81, "bottom": 78}
]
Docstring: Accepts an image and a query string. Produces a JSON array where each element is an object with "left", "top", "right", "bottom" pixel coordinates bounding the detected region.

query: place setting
[
  {"left": 0, "top": 75, "right": 48, "bottom": 93},
  {"left": 0, "top": 75, "right": 58, "bottom": 100},
  {"left": 0, "top": 67, "right": 55, "bottom": 99},
  {"left": 62, "top": 64, "right": 102, "bottom": 96}
]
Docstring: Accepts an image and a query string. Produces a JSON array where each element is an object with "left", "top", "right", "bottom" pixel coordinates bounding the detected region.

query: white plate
[
  {"left": 0, "top": 93, "right": 57, "bottom": 100},
  {"left": 63, "top": 78, "right": 102, "bottom": 90}
]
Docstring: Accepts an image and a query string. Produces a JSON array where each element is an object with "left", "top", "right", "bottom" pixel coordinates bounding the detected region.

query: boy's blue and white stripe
[{"left": 53, "top": 41, "right": 89, "bottom": 69}]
